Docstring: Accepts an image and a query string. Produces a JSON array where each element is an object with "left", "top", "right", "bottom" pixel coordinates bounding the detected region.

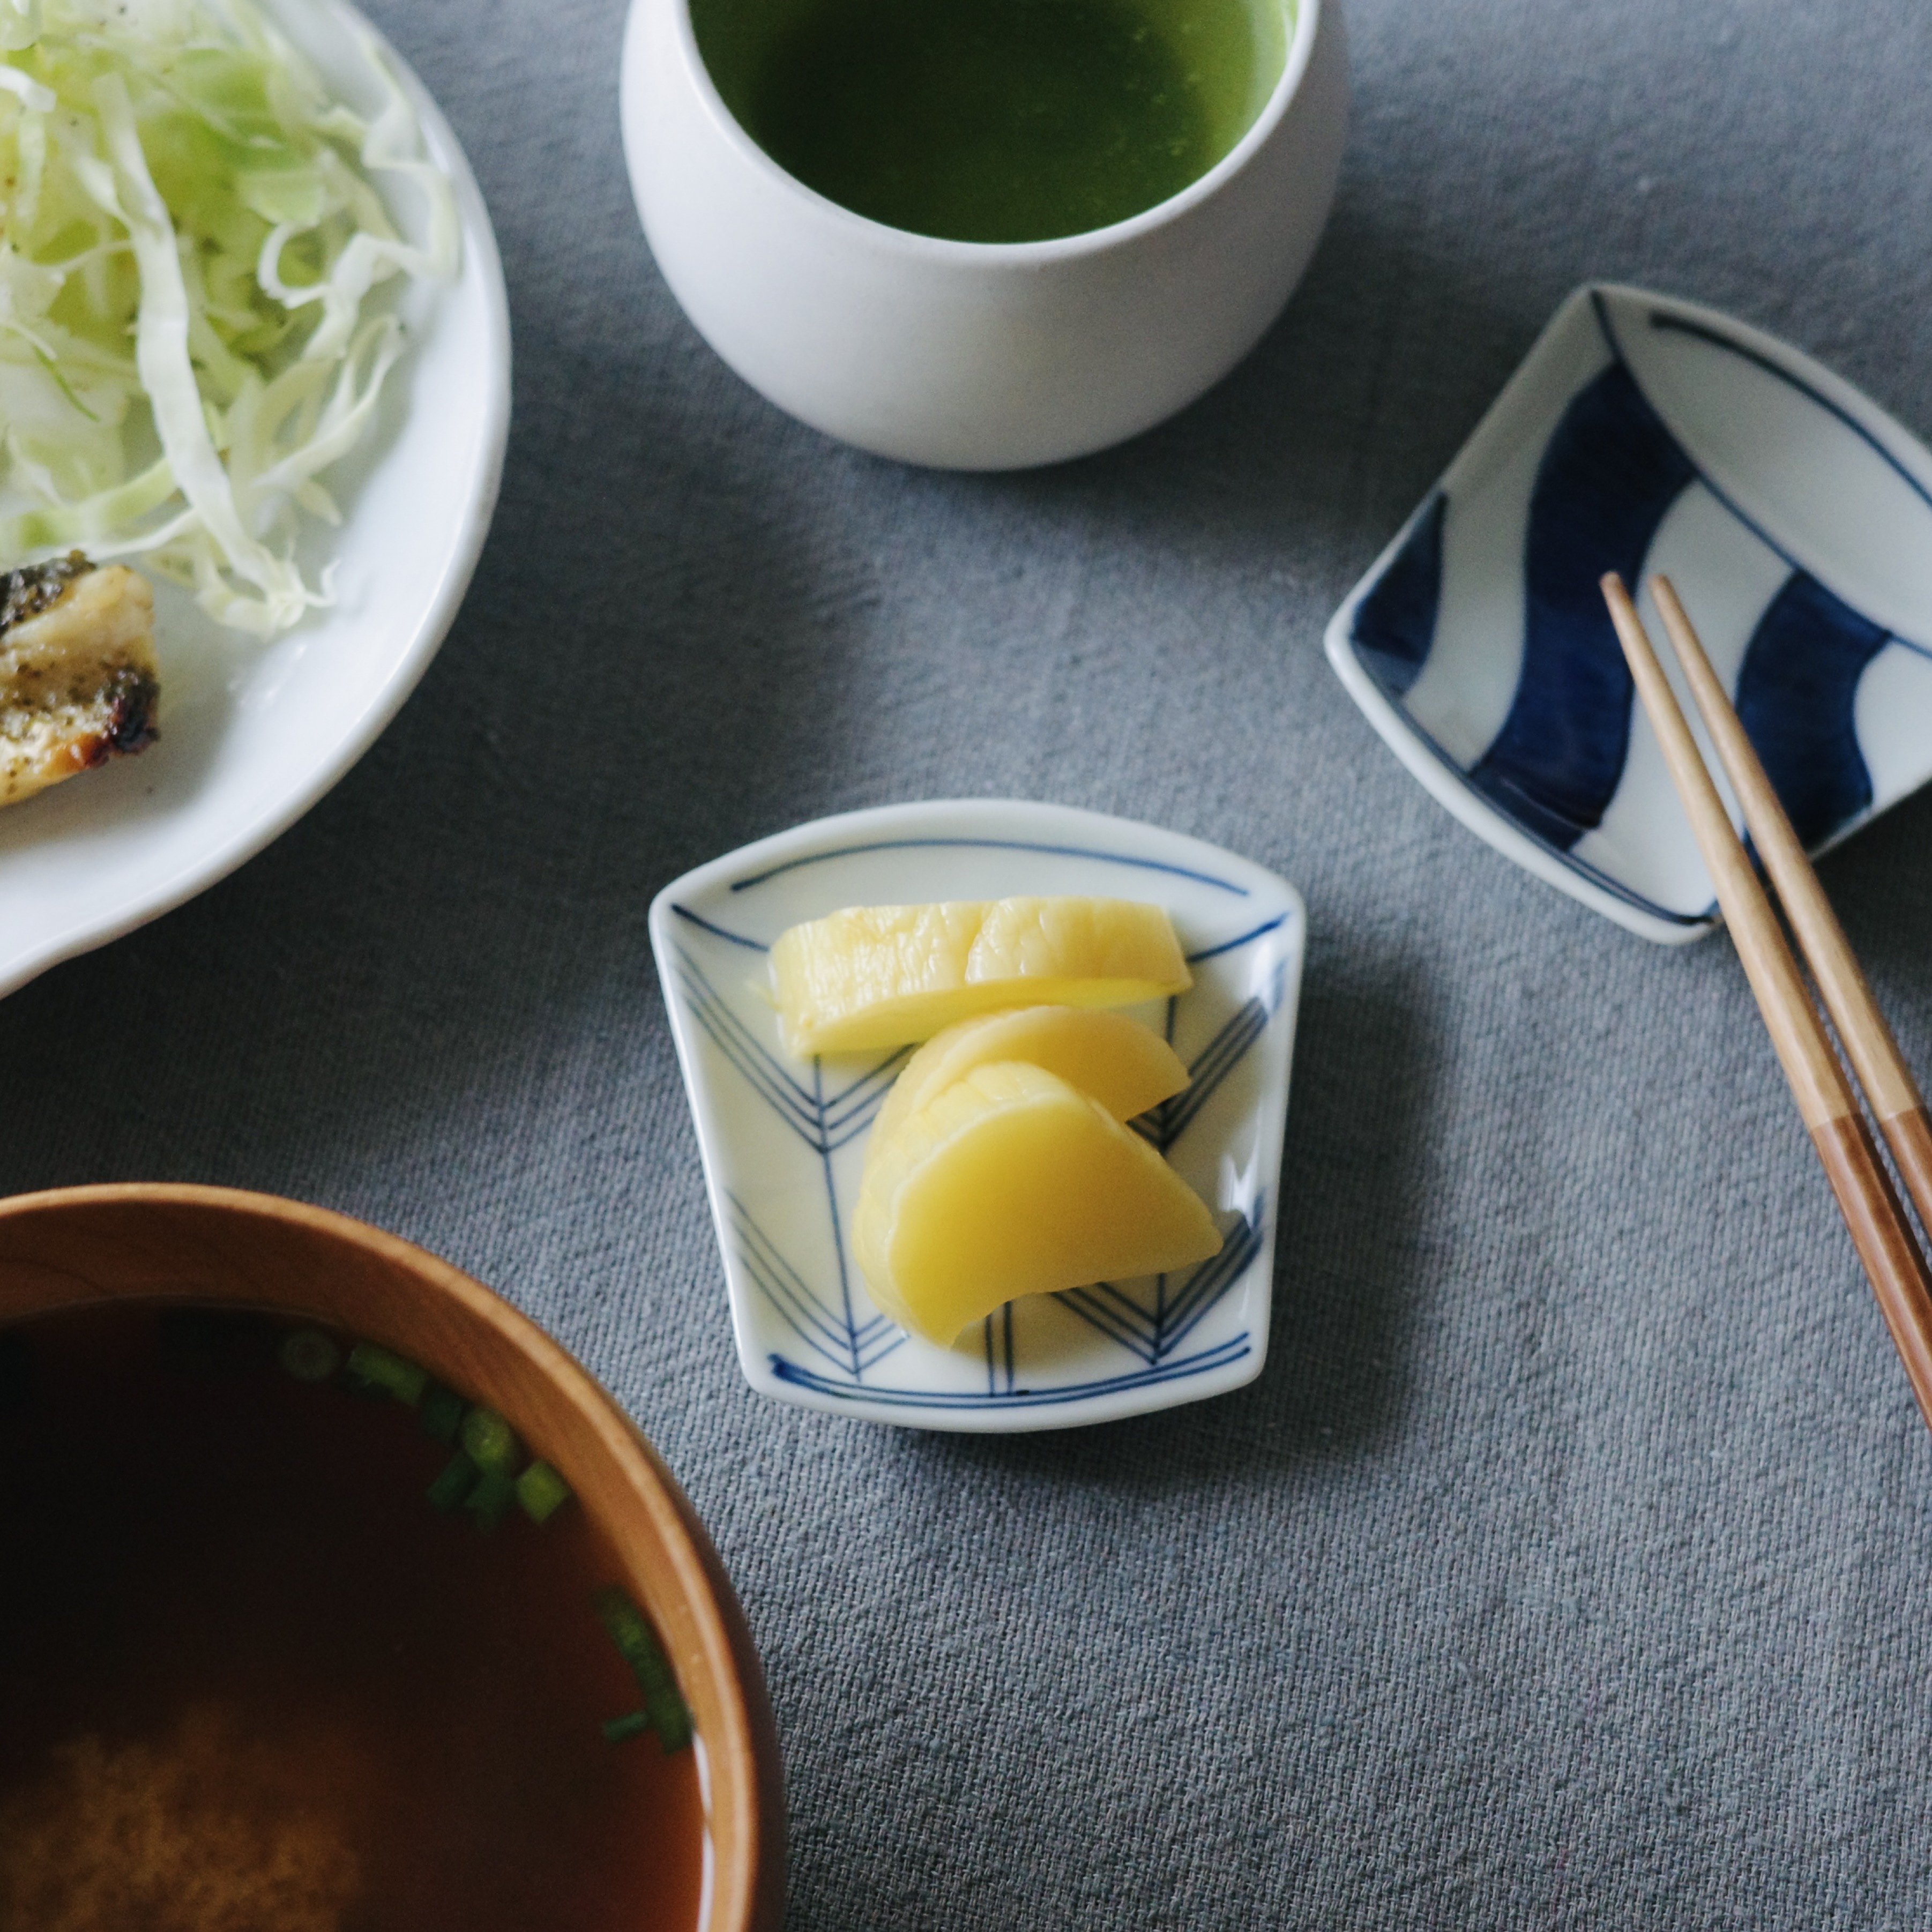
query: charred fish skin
[
  {"left": 0, "top": 553, "right": 93, "bottom": 632},
  {"left": 0, "top": 556, "right": 160, "bottom": 809}
]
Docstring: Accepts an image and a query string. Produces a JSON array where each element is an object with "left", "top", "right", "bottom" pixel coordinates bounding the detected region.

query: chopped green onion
[
  {"left": 593, "top": 1586, "right": 692, "bottom": 1751},
  {"left": 419, "top": 1382, "right": 466, "bottom": 1445},
  {"left": 515, "top": 1461, "right": 571, "bottom": 1525},
  {"left": 464, "top": 1468, "right": 517, "bottom": 1533},
  {"left": 427, "top": 1450, "right": 476, "bottom": 1513},
  {"left": 278, "top": 1328, "right": 341, "bottom": 1384},
  {"left": 460, "top": 1406, "right": 519, "bottom": 1475},
  {"left": 345, "top": 1342, "right": 428, "bottom": 1407},
  {"left": 601, "top": 1711, "right": 652, "bottom": 1745},
  {"left": 647, "top": 1689, "right": 693, "bottom": 1753},
  {"left": 594, "top": 1587, "right": 659, "bottom": 1676}
]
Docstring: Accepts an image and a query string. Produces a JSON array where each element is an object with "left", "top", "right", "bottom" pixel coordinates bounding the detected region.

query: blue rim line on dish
[
  {"left": 770, "top": 1335, "right": 1256, "bottom": 1411},
  {"left": 670, "top": 897, "right": 1294, "bottom": 964},
  {"left": 730, "top": 836, "right": 1252, "bottom": 896}
]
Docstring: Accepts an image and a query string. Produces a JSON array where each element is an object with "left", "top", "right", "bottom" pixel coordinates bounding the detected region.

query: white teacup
[{"left": 621, "top": 0, "right": 1349, "bottom": 470}]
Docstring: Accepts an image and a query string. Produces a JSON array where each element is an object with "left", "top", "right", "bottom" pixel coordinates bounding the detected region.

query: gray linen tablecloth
[{"left": 6, "top": 0, "right": 1932, "bottom": 1923}]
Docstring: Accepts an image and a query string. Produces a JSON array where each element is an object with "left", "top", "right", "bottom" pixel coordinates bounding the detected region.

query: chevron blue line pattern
[
  {"left": 679, "top": 914, "right": 1281, "bottom": 1397},
  {"left": 672, "top": 945, "right": 906, "bottom": 1155},
  {"left": 728, "top": 1192, "right": 905, "bottom": 1378},
  {"left": 1135, "top": 954, "right": 1287, "bottom": 1154},
  {"left": 1056, "top": 1207, "right": 1262, "bottom": 1364}
]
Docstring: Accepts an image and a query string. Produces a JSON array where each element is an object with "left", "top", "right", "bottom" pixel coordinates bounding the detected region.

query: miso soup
[{"left": 0, "top": 1303, "right": 706, "bottom": 1932}]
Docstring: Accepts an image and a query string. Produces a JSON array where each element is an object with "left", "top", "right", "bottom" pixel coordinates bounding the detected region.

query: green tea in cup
[{"left": 692, "top": 0, "right": 1294, "bottom": 243}]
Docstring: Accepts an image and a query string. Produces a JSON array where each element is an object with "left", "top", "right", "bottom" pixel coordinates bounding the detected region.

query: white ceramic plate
[
  {"left": 650, "top": 800, "right": 1306, "bottom": 1432},
  {"left": 1326, "top": 284, "right": 1932, "bottom": 943},
  {"left": 0, "top": 0, "right": 511, "bottom": 998}
]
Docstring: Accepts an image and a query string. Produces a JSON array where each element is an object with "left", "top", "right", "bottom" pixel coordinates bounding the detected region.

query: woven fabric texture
[{"left": 4, "top": 0, "right": 1932, "bottom": 1923}]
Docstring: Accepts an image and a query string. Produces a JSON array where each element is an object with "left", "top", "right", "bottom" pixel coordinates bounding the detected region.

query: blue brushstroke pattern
[
  {"left": 1647, "top": 311, "right": 1932, "bottom": 517},
  {"left": 1469, "top": 361, "right": 1697, "bottom": 851},
  {"left": 1735, "top": 571, "right": 1891, "bottom": 849},
  {"left": 1352, "top": 493, "right": 1446, "bottom": 698}
]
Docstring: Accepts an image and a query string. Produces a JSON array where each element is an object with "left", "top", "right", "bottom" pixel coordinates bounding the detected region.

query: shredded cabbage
[{"left": 0, "top": 0, "right": 457, "bottom": 635}]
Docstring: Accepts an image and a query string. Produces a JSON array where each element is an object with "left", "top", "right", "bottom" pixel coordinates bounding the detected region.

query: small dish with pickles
[{"left": 650, "top": 798, "right": 1305, "bottom": 1431}]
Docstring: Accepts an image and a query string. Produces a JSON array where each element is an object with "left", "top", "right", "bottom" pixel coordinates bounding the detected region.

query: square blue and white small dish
[
  {"left": 649, "top": 800, "right": 1305, "bottom": 1432},
  {"left": 1326, "top": 282, "right": 1932, "bottom": 944}
]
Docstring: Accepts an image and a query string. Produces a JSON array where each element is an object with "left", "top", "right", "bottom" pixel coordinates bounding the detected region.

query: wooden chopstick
[
  {"left": 1599, "top": 572, "right": 1932, "bottom": 1431},
  {"left": 1647, "top": 573, "right": 1932, "bottom": 1235}
]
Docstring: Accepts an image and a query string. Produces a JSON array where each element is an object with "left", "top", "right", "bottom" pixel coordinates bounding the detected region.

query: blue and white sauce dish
[
  {"left": 1326, "top": 283, "right": 1932, "bottom": 944},
  {"left": 649, "top": 801, "right": 1305, "bottom": 1431}
]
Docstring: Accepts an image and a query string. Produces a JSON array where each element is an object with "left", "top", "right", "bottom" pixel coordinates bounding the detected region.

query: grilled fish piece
[{"left": 0, "top": 555, "right": 159, "bottom": 809}]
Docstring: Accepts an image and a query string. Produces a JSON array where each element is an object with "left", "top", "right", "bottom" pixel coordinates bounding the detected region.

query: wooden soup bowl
[{"left": 0, "top": 1182, "right": 785, "bottom": 1932}]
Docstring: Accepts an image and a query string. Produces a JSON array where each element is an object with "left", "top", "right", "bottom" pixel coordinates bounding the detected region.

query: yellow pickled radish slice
[
  {"left": 852, "top": 1060, "right": 1222, "bottom": 1346},
  {"left": 868, "top": 1005, "right": 1189, "bottom": 1155},
  {"left": 771, "top": 896, "right": 1190, "bottom": 1056}
]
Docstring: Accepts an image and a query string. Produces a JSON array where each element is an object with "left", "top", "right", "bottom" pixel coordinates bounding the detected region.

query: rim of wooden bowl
[{"left": 0, "top": 1181, "right": 786, "bottom": 1932}]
